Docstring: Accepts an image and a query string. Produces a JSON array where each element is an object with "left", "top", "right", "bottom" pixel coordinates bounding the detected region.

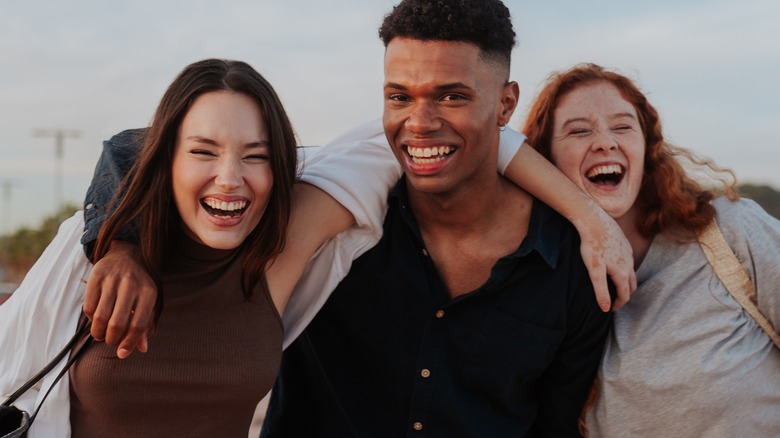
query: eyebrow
[
  {"left": 384, "top": 82, "right": 474, "bottom": 92},
  {"left": 184, "top": 136, "right": 270, "bottom": 148},
  {"left": 560, "top": 117, "right": 589, "bottom": 128},
  {"left": 561, "top": 112, "right": 638, "bottom": 128}
]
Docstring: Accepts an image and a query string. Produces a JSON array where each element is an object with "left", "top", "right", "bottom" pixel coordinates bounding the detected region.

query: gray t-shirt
[{"left": 588, "top": 197, "right": 780, "bottom": 437}]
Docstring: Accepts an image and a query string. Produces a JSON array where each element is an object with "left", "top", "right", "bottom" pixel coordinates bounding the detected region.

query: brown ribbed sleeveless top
[{"left": 69, "top": 231, "right": 282, "bottom": 437}]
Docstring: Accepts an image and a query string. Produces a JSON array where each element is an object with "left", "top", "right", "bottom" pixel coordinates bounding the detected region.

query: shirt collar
[
  {"left": 388, "top": 177, "right": 563, "bottom": 269},
  {"left": 520, "top": 199, "right": 561, "bottom": 269}
]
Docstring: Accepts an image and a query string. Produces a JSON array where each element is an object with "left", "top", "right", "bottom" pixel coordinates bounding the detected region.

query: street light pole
[
  {"left": 0, "top": 179, "right": 21, "bottom": 278},
  {"left": 33, "top": 128, "right": 80, "bottom": 217},
  {"left": 0, "top": 180, "right": 20, "bottom": 236}
]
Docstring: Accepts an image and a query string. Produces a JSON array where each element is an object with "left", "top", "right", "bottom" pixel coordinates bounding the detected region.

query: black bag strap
[{"left": 2, "top": 316, "right": 93, "bottom": 423}]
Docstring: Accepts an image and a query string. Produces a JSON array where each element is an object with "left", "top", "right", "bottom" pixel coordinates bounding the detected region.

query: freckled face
[
  {"left": 172, "top": 90, "right": 273, "bottom": 250},
  {"left": 550, "top": 82, "right": 645, "bottom": 222}
]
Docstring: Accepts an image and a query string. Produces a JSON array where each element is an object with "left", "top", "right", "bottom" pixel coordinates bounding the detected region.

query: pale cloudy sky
[{"left": 0, "top": 0, "right": 778, "bottom": 232}]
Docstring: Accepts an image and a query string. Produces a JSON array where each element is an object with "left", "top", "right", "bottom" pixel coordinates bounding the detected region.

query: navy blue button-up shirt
[{"left": 262, "top": 180, "right": 611, "bottom": 437}]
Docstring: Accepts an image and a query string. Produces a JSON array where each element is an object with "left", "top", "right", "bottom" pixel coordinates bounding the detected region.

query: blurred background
[{"left": 1, "top": 0, "right": 779, "bottom": 296}]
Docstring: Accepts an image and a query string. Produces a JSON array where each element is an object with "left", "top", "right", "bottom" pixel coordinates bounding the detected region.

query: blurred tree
[
  {"left": 0, "top": 204, "right": 79, "bottom": 283},
  {"left": 739, "top": 184, "right": 780, "bottom": 220}
]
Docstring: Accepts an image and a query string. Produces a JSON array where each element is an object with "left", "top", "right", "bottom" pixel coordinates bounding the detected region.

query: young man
[{"left": 260, "top": 0, "right": 610, "bottom": 436}]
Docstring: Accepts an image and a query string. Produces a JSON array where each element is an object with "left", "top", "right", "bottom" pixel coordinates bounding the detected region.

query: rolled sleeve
[
  {"left": 498, "top": 127, "right": 525, "bottom": 174},
  {"left": 81, "top": 129, "right": 145, "bottom": 258}
]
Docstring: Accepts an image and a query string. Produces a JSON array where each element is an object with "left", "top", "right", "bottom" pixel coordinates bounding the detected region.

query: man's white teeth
[
  {"left": 203, "top": 198, "right": 247, "bottom": 212},
  {"left": 407, "top": 145, "right": 453, "bottom": 158},
  {"left": 587, "top": 164, "right": 623, "bottom": 179}
]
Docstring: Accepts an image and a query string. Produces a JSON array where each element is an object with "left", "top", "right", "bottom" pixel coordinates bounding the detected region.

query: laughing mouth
[
  {"left": 201, "top": 197, "right": 248, "bottom": 219},
  {"left": 587, "top": 164, "right": 624, "bottom": 186},
  {"left": 406, "top": 145, "right": 456, "bottom": 164}
]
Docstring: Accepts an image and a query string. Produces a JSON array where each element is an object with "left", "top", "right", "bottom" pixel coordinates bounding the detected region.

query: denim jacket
[{"left": 80, "top": 128, "right": 146, "bottom": 257}]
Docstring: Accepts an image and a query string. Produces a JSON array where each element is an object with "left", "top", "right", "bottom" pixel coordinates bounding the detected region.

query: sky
[{"left": 0, "top": 0, "right": 778, "bottom": 233}]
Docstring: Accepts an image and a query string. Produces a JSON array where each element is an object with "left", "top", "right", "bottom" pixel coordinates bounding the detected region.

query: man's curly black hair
[{"left": 378, "top": 0, "right": 516, "bottom": 68}]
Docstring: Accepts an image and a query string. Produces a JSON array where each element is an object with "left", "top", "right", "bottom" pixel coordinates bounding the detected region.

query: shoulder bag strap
[
  {"left": 2, "top": 317, "right": 92, "bottom": 409},
  {"left": 698, "top": 219, "right": 780, "bottom": 349}
]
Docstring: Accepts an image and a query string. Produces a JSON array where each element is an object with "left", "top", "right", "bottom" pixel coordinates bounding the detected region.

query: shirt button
[
  {"left": 435, "top": 310, "right": 445, "bottom": 319},
  {"left": 421, "top": 369, "right": 431, "bottom": 378},
  {"left": 413, "top": 422, "right": 423, "bottom": 431}
]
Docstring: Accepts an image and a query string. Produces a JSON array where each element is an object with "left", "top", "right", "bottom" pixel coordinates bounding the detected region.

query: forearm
[
  {"left": 79, "top": 129, "right": 152, "bottom": 358},
  {"left": 275, "top": 120, "right": 398, "bottom": 345},
  {"left": 503, "top": 144, "right": 602, "bottom": 227},
  {"left": 272, "top": 120, "right": 397, "bottom": 297},
  {"left": 500, "top": 133, "right": 635, "bottom": 310},
  {"left": 265, "top": 183, "right": 353, "bottom": 314},
  {"left": 299, "top": 119, "right": 399, "bottom": 236}
]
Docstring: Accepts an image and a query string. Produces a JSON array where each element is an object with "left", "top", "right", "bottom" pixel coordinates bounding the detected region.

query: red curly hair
[{"left": 522, "top": 63, "right": 736, "bottom": 239}]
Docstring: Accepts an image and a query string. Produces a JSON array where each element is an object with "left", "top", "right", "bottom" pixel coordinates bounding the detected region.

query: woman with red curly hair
[{"left": 519, "top": 63, "right": 780, "bottom": 436}]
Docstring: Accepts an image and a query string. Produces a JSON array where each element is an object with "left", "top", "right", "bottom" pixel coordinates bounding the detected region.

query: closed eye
[
  {"left": 243, "top": 154, "right": 269, "bottom": 162},
  {"left": 190, "top": 148, "right": 216, "bottom": 157},
  {"left": 244, "top": 143, "right": 270, "bottom": 162}
]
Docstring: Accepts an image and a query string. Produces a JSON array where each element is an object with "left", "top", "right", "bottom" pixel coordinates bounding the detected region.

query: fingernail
[{"left": 117, "top": 348, "right": 130, "bottom": 359}]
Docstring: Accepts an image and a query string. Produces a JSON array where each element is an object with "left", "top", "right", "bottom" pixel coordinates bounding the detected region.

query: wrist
[
  {"left": 568, "top": 195, "right": 609, "bottom": 232},
  {"left": 108, "top": 240, "right": 142, "bottom": 258}
]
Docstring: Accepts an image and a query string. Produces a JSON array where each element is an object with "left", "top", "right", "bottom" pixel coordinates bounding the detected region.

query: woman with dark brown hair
[
  {"left": 0, "top": 58, "right": 356, "bottom": 437},
  {"left": 520, "top": 63, "right": 780, "bottom": 436},
  {"left": 66, "top": 58, "right": 323, "bottom": 437}
]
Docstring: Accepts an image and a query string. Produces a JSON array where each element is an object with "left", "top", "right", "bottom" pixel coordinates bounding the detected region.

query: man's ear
[{"left": 498, "top": 81, "right": 520, "bottom": 126}]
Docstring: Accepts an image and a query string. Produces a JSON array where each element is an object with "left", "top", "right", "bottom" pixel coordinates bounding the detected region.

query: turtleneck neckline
[{"left": 172, "top": 226, "right": 242, "bottom": 264}]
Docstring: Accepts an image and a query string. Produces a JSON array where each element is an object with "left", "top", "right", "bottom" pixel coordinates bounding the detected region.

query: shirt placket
[{"left": 406, "top": 302, "right": 449, "bottom": 435}]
